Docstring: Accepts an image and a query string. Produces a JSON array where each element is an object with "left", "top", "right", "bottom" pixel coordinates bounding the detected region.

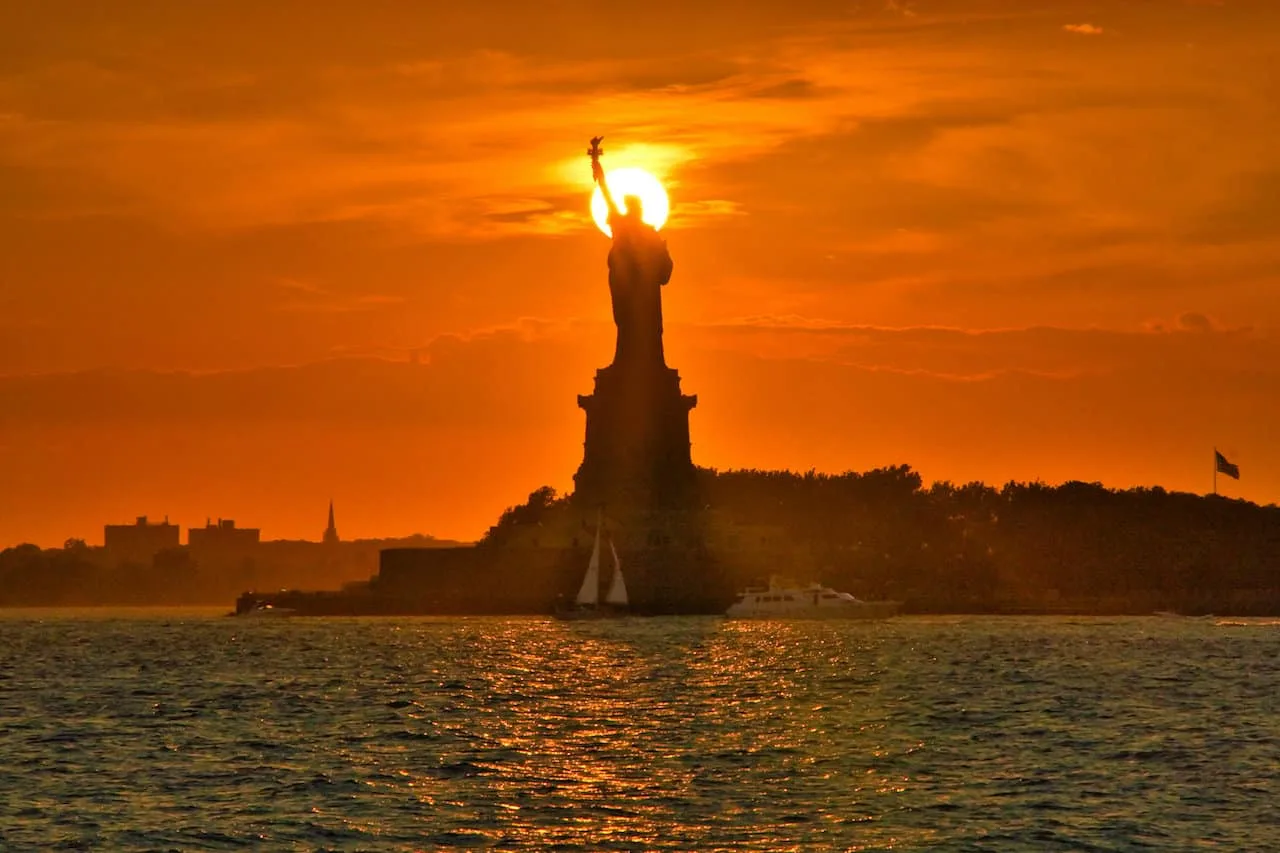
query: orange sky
[{"left": 2, "top": 0, "right": 1278, "bottom": 547}]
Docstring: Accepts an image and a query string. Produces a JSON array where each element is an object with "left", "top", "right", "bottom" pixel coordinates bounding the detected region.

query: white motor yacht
[
  {"left": 725, "top": 577, "right": 899, "bottom": 620},
  {"left": 238, "top": 601, "right": 297, "bottom": 617}
]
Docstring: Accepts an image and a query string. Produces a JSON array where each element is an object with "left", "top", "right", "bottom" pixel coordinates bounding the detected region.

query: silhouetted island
[
  {"left": 220, "top": 469, "right": 1277, "bottom": 617},
  {"left": 221, "top": 140, "right": 1280, "bottom": 617},
  {"left": 5, "top": 471, "right": 1276, "bottom": 613}
]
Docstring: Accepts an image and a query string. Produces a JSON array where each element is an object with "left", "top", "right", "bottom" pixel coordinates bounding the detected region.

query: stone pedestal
[{"left": 573, "top": 361, "right": 697, "bottom": 508}]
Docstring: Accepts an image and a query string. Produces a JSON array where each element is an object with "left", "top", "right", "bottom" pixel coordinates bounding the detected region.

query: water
[{"left": 1, "top": 612, "right": 1278, "bottom": 851}]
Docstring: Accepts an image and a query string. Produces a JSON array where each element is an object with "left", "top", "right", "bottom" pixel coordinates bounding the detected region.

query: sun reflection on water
[
  {"left": 6, "top": 615, "right": 1270, "bottom": 849},
  {"left": 355, "top": 617, "right": 933, "bottom": 849}
]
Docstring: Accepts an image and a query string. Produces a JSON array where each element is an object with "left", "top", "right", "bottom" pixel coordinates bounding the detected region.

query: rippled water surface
[{"left": 2, "top": 612, "right": 1278, "bottom": 851}]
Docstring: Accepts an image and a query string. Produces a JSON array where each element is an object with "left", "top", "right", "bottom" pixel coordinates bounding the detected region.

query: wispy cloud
[
  {"left": 1063, "top": 23, "right": 1104, "bottom": 35},
  {"left": 269, "top": 277, "right": 406, "bottom": 314},
  {"left": 0, "top": 44, "right": 864, "bottom": 237},
  {"left": 5, "top": 317, "right": 1279, "bottom": 548},
  {"left": 1, "top": 0, "right": 1279, "bottom": 373}
]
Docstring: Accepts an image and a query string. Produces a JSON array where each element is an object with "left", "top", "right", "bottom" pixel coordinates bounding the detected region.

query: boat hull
[
  {"left": 553, "top": 605, "right": 630, "bottom": 621},
  {"left": 234, "top": 599, "right": 298, "bottom": 617},
  {"left": 725, "top": 602, "right": 899, "bottom": 620}
]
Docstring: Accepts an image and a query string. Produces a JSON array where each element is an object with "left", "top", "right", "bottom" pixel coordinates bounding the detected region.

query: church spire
[{"left": 323, "top": 499, "right": 339, "bottom": 545}]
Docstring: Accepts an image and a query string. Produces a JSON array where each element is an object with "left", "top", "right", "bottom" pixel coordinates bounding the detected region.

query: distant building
[
  {"left": 323, "top": 500, "right": 340, "bottom": 545},
  {"left": 188, "top": 518, "right": 261, "bottom": 552},
  {"left": 104, "top": 516, "right": 180, "bottom": 565}
]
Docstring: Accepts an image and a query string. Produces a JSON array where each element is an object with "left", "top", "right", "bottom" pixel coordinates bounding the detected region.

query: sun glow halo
[{"left": 590, "top": 168, "right": 669, "bottom": 236}]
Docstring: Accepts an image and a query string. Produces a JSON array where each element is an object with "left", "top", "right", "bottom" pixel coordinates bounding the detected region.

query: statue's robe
[{"left": 607, "top": 217, "right": 673, "bottom": 368}]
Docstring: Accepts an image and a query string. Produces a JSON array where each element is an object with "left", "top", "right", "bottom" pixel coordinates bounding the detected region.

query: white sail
[
  {"left": 604, "top": 540, "right": 628, "bottom": 606},
  {"left": 575, "top": 512, "right": 602, "bottom": 605}
]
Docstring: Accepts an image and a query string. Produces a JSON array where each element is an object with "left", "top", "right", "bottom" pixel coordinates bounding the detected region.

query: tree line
[{"left": 482, "top": 466, "right": 1280, "bottom": 614}]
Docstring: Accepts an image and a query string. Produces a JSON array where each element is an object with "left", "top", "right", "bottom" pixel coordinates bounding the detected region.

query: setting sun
[{"left": 591, "top": 167, "right": 670, "bottom": 236}]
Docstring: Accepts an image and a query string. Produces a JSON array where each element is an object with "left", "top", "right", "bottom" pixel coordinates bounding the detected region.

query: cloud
[
  {"left": 0, "top": 39, "right": 863, "bottom": 237},
  {"left": 742, "top": 78, "right": 824, "bottom": 100},
  {"left": 267, "top": 277, "right": 408, "bottom": 314},
  {"left": 1, "top": 6, "right": 1122, "bottom": 239},
  {"left": 2, "top": 2, "right": 1280, "bottom": 387},
  {"left": 1063, "top": 23, "right": 1104, "bottom": 35},
  {"left": 1188, "top": 169, "right": 1280, "bottom": 244},
  {"left": 1175, "top": 311, "right": 1215, "bottom": 333},
  {"left": 6, "top": 318, "right": 1274, "bottom": 422},
  {"left": 4, "top": 318, "right": 1280, "bottom": 547},
  {"left": 1143, "top": 311, "right": 1254, "bottom": 336},
  {"left": 685, "top": 316, "right": 1277, "bottom": 382},
  {"left": 277, "top": 294, "right": 407, "bottom": 315}
]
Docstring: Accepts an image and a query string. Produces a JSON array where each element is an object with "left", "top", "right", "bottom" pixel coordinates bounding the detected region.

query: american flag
[{"left": 1215, "top": 450, "right": 1240, "bottom": 480}]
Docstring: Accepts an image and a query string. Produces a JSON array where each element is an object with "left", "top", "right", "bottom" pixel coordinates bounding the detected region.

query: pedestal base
[{"left": 573, "top": 361, "right": 697, "bottom": 509}]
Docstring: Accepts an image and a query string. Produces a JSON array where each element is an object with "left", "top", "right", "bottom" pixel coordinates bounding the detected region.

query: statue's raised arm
[{"left": 588, "top": 136, "right": 621, "bottom": 220}]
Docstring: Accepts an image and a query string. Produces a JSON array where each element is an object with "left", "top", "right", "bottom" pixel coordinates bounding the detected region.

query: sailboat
[{"left": 555, "top": 510, "right": 629, "bottom": 619}]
